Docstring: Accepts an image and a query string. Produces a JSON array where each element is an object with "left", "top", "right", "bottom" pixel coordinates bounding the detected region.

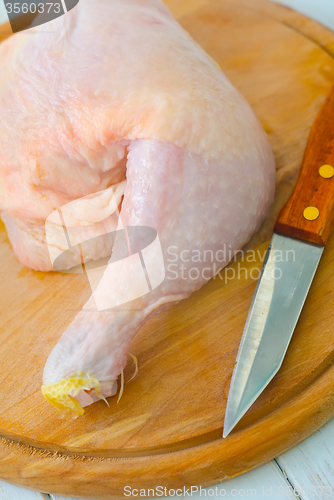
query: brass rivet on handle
[
  {"left": 303, "top": 206, "right": 320, "bottom": 221},
  {"left": 319, "top": 164, "right": 334, "bottom": 179}
]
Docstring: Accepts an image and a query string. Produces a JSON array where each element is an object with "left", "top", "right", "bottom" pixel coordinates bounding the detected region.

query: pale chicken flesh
[{"left": 0, "top": 0, "right": 276, "bottom": 413}]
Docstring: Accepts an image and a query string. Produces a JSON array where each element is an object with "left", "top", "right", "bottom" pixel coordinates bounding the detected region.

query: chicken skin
[{"left": 0, "top": 0, "right": 275, "bottom": 413}]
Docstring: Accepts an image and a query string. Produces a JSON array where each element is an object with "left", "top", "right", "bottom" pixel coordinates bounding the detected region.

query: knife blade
[{"left": 223, "top": 86, "right": 334, "bottom": 438}]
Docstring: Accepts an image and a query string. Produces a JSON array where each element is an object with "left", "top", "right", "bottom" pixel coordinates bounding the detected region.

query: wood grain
[
  {"left": 50, "top": 461, "right": 292, "bottom": 500},
  {"left": 275, "top": 86, "right": 334, "bottom": 245},
  {"left": 1, "top": 0, "right": 334, "bottom": 498}
]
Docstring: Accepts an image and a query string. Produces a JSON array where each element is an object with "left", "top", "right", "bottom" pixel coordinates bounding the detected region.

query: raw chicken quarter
[{"left": 0, "top": 0, "right": 275, "bottom": 413}]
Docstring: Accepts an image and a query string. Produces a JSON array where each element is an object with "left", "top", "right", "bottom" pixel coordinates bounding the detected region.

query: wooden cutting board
[{"left": 1, "top": 0, "right": 334, "bottom": 498}]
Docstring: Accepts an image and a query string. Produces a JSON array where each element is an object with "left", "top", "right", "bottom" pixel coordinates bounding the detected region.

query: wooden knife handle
[{"left": 275, "top": 86, "right": 334, "bottom": 246}]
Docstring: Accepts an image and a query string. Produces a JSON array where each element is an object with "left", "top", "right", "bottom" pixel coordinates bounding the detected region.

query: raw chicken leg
[{"left": 0, "top": 0, "right": 276, "bottom": 413}]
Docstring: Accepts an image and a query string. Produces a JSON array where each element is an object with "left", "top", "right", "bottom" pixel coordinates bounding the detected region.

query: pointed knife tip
[
  {"left": 222, "top": 428, "right": 230, "bottom": 439},
  {"left": 222, "top": 416, "right": 236, "bottom": 438}
]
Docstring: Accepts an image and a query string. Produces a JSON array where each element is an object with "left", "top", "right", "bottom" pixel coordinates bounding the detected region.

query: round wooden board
[{"left": 1, "top": 0, "right": 334, "bottom": 498}]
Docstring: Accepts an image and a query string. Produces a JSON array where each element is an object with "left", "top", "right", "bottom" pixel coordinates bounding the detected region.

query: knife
[{"left": 223, "top": 87, "right": 334, "bottom": 438}]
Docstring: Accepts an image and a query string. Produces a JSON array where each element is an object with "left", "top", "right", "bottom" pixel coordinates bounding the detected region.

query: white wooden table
[{"left": 0, "top": 1, "right": 334, "bottom": 499}]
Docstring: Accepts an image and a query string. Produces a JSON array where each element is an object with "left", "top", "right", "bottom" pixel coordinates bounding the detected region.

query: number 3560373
[{"left": 5, "top": 2, "right": 61, "bottom": 14}]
